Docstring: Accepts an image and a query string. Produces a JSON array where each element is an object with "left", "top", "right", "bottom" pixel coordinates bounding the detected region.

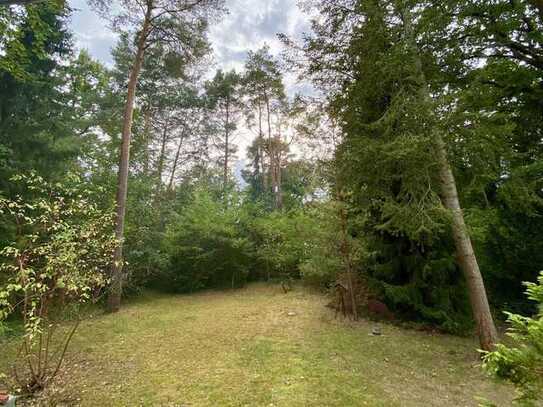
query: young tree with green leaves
[{"left": 163, "top": 187, "right": 252, "bottom": 291}]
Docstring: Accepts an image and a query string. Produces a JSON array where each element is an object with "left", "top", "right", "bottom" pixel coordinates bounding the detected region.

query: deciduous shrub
[{"left": 0, "top": 173, "right": 117, "bottom": 393}]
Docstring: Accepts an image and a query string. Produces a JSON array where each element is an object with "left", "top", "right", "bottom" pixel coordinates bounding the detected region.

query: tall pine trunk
[
  {"left": 168, "top": 127, "right": 185, "bottom": 192},
  {"left": 265, "top": 93, "right": 281, "bottom": 210},
  {"left": 435, "top": 135, "right": 498, "bottom": 350},
  {"left": 258, "top": 102, "right": 268, "bottom": 193},
  {"left": 155, "top": 117, "right": 169, "bottom": 197},
  {"left": 224, "top": 96, "right": 230, "bottom": 192},
  {"left": 275, "top": 146, "right": 283, "bottom": 210},
  {"left": 142, "top": 106, "right": 152, "bottom": 176},
  {"left": 107, "top": 3, "right": 153, "bottom": 313}
]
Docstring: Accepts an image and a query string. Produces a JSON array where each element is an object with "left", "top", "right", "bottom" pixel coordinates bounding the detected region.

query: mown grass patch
[{"left": 0, "top": 284, "right": 511, "bottom": 406}]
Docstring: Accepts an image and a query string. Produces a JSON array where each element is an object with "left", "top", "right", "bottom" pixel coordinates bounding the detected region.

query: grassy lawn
[{"left": 1, "top": 284, "right": 511, "bottom": 406}]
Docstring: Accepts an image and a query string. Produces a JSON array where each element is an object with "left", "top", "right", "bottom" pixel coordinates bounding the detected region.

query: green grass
[{"left": 0, "top": 284, "right": 511, "bottom": 406}]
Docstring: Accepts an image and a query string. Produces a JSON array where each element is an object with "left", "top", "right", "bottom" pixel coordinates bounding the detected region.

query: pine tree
[
  {"left": 91, "top": 0, "right": 224, "bottom": 312},
  {"left": 205, "top": 69, "right": 243, "bottom": 194}
]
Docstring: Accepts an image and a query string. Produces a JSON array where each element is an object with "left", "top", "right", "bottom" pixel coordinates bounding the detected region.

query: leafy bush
[
  {"left": 251, "top": 209, "right": 318, "bottom": 281},
  {"left": 123, "top": 177, "right": 170, "bottom": 294},
  {"left": 483, "top": 271, "right": 543, "bottom": 406},
  {"left": 162, "top": 190, "right": 253, "bottom": 292},
  {"left": 0, "top": 173, "right": 117, "bottom": 393}
]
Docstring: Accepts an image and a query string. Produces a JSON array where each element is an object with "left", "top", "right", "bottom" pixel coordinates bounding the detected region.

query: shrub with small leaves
[
  {"left": 0, "top": 173, "right": 117, "bottom": 393},
  {"left": 483, "top": 271, "right": 543, "bottom": 406}
]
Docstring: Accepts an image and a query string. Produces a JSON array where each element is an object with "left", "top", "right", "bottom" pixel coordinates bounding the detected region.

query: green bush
[
  {"left": 251, "top": 209, "right": 319, "bottom": 281},
  {"left": 0, "top": 173, "right": 117, "bottom": 392},
  {"left": 483, "top": 272, "right": 543, "bottom": 405},
  {"left": 162, "top": 190, "right": 253, "bottom": 292}
]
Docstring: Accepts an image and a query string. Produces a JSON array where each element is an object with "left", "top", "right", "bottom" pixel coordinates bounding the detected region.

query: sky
[
  {"left": 68, "top": 0, "right": 313, "bottom": 179},
  {"left": 68, "top": 0, "right": 311, "bottom": 91}
]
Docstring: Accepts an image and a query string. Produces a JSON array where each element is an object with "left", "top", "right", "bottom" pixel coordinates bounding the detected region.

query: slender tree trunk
[
  {"left": 142, "top": 106, "right": 152, "bottom": 176},
  {"left": 107, "top": 3, "right": 153, "bottom": 313},
  {"left": 275, "top": 150, "right": 283, "bottom": 209},
  {"left": 400, "top": 5, "right": 497, "bottom": 350},
  {"left": 168, "top": 127, "right": 185, "bottom": 192},
  {"left": 258, "top": 102, "right": 268, "bottom": 192},
  {"left": 435, "top": 135, "right": 498, "bottom": 350},
  {"left": 265, "top": 93, "right": 280, "bottom": 209},
  {"left": 156, "top": 117, "right": 169, "bottom": 197},
  {"left": 275, "top": 125, "right": 283, "bottom": 210},
  {"left": 224, "top": 97, "right": 230, "bottom": 192},
  {"left": 271, "top": 145, "right": 283, "bottom": 210}
]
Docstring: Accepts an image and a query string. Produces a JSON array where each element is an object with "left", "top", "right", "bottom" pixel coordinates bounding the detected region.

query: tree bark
[
  {"left": 400, "top": 5, "right": 497, "bottom": 350},
  {"left": 265, "top": 93, "right": 282, "bottom": 210},
  {"left": 107, "top": 2, "right": 153, "bottom": 313},
  {"left": 224, "top": 96, "right": 230, "bottom": 192},
  {"left": 155, "top": 117, "right": 169, "bottom": 197},
  {"left": 142, "top": 106, "right": 152, "bottom": 176},
  {"left": 168, "top": 127, "right": 185, "bottom": 192},
  {"left": 258, "top": 102, "right": 268, "bottom": 193},
  {"left": 435, "top": 134, "right": 498, "bottom": 351}
]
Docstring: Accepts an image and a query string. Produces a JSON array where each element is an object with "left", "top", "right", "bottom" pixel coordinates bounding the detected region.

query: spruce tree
[{"left": 301, "top": 0, "right": 498, "bottom": 349}]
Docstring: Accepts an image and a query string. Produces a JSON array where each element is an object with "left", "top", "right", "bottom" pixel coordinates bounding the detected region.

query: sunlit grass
[{"left": 0, "top": 284, "right": 511, "bottom": 406}]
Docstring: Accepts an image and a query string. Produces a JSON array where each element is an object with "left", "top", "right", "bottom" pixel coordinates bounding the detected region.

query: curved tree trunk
[
  {"left": 107, "top": 3, "right": 153, "bottom": 313},
  {"left": 400, "top": 5, "right": 498, "bottom": 351},
  {"left": 435, "top": 135, "right": 498, "bottom": 351}
]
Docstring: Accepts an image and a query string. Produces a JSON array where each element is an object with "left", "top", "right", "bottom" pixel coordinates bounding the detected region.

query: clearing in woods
[{"left": 0, "top": 284, "right": 511, "bottom": 406}]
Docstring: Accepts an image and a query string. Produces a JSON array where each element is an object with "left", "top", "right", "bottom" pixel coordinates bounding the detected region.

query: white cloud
[
  {"left": 68, "top": 0, "right": 118, "bottom": 65},
  {"left": 67, "top": 0, "right": 314, "bottom": 169},
  {"left": 68, "top": 0, "right": 311, "bottom": 76}
]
